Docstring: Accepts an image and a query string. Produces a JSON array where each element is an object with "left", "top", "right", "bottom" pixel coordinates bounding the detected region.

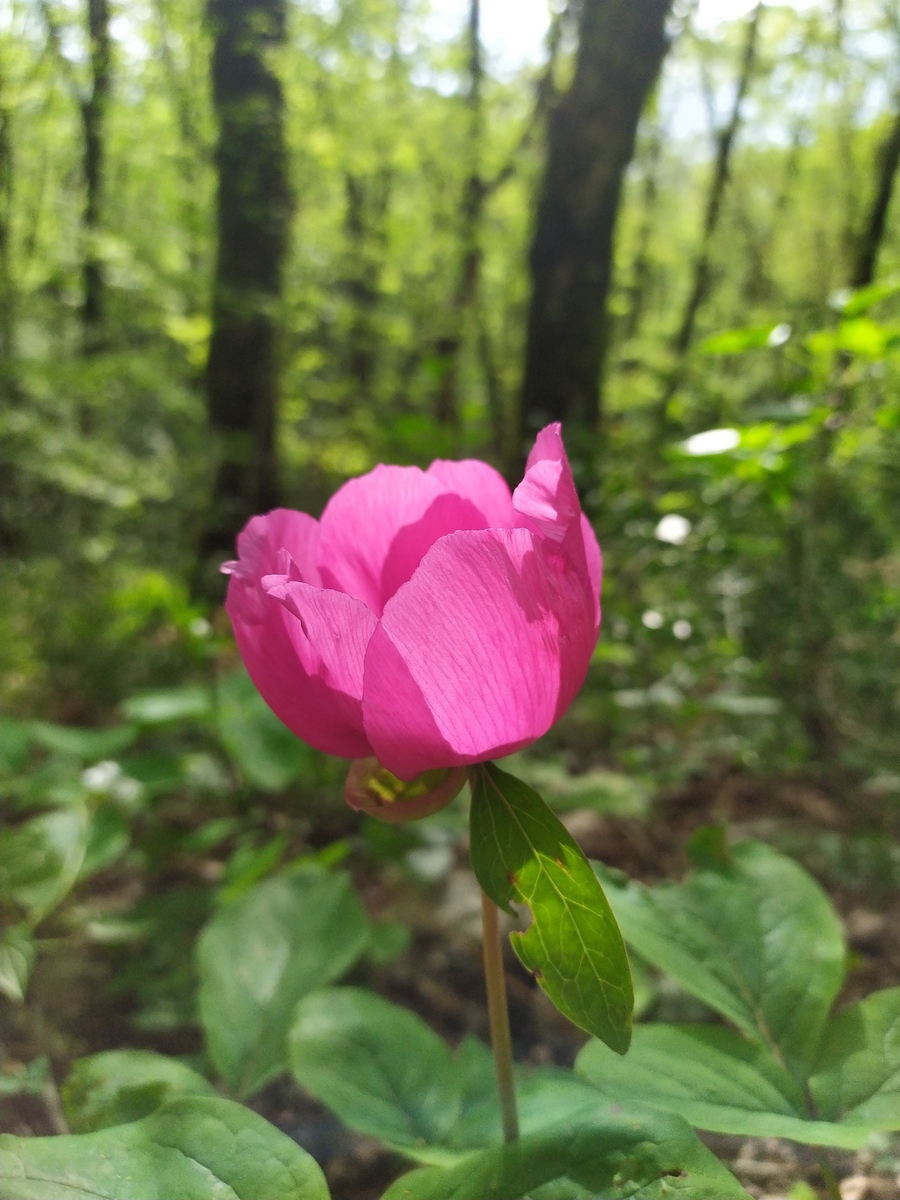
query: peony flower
[{"left": 222, "top": 424, "right": 601, "bottom": 783}]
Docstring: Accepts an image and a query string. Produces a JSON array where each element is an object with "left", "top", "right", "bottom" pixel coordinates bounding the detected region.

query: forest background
[{"left": 1, "top": 0, "right": 900, "bottom": 1193}]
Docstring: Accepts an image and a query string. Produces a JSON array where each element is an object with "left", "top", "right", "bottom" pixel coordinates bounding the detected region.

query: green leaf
[
  {"left": 216, "top": 668, "right": 313, "bottom": 791},
  {"left": 61, "top": 1050, "right": 216, "bottom": 1133},
  {"left": 121, "top": 686, "right": 213, "bottom": 726},
  {"left": 0, "top": 719, "right": 35, "bottom": 775},
  {"left": 79, "top": 808, "right": 130, "bottom": 880},
  {"left": 810, "top": 988, "right": 900, "bottom": 1131},
  {"left": 0, "top": 809, "right": 89, "bottom": 920},
  {"left": 470, "top": 763, "right": 633, "bottom": 1052},
  {"left": 576, "top": 1025, "right": 866, "bottom": 1148},
  {"left": 0, "top": 927, "right": 35, "bottom": 1003},
  {"left": 288, "top": 987, "right": 465, "bottom": 1162},
  {"left": 382, "top": 1112, "right": 750, "bottom": 1199},
  {"left": 0, "top": 1096, "right": 330, "bottom": 1200},
  {"left": 600, "top": 839, "right": 845, "bottom": 1074},
  {"left": 28, "top": 722, "right": 137, "bottom": 761},
  {"left": 197, "top": 867, "right": 370, "bottom": 1098}
]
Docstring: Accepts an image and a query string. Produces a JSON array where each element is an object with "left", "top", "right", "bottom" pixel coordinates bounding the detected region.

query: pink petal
[
  {"left": 224, "top": 511, "right": 373, "bottom": 759},
  {"left": 316, "top": 465, "right": 493, "bottom": 614},
  {"left": 512, "top": 423, "right": 580, "bottom": 543},
  {"left": 362, "top": 527, "right": 597, "bottom": 778},
  {"left": 426, "top": 459, "right": 516, "bottom": 527}
]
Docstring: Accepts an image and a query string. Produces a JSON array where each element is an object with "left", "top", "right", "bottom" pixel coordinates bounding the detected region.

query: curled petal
[
  {"left": 226, "top": 575, "right": 376, "bottom": 760},
  {"left": 362, "top": 527, "right": 597, "bottom": 779},
  {"left": 345, "top": 758, "right": 467, "bottom": 823}
]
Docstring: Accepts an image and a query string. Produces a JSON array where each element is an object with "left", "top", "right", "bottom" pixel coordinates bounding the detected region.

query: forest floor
[{"left": 3, "top": 766, "right": 899, "bottom": 1200}]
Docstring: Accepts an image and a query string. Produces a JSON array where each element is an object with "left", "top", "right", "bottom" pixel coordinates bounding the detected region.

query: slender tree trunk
[
  {"left": 0, "top": 64, "right": 13, "bottom": 386},
  {"left": 620, "top": 120, "right": 664, "bottom": 344},
  {"left": 201, "top": 0, "right": 292, "bottom": 565},
  {"left": 342, "top": 169, "right": 391, "bottom": 405},
  {"left": 434, "top": 0, "right": 486, "bottom": 437},
  {"left": 850, "top": 105, "right": 900, "bottom": 288},
  {"left": 80, "top": 0, "right": 110, "bottom": 345},
  {"left": 519, "top": 0, "right": 672, "bottom": 465}
]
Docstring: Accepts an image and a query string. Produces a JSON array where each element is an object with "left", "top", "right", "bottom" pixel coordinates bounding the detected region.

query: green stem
[
  {"left": 480, "top": 889, "right": 519, "bottom": 1142},
  {"left": 817, "top": 1157, "right": 842, "bottom": 1200}
]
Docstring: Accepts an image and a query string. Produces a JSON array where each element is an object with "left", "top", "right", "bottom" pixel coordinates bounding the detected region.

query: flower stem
[{"left": 480, "top": 889, "right": 519, "bottom": 1143}]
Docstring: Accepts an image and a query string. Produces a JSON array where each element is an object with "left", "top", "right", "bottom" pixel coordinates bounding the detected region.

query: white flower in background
[
  {"left": 642, "top": 610, "right": 664, "bottom": 629},
  {"left": 673, "top": 619, "right": 692, "bottom": 640},
  {"left": 83, "top": 760, "right": 122, "bottom": 792},
  {"left": 683, "top": 428, "right": 740, "bottom": 456},
  {"left": 655, "top": 514, "right": 691, "bottom": 544},
  {"left": 767, "top": 323, "right": 791, "bottom": 347}
]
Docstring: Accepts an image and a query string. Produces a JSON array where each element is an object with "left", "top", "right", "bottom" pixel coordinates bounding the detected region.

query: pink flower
[{"left": 222, "top": 424, "right": 601, "bottom": 781}]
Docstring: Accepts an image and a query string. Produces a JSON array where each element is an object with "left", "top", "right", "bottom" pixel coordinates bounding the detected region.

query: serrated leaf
[
  {"left": 216, "top": 668, "right": 313, "bottom": 792},
  {"left": 382, "top": 1112, "right": 750, "bottom": 1199},
  {"left": 0, "top": 927, "right": 35, "bottom": 1003},
  {"left": 470, "top": 763, "right": 632, "bottom": 1052},
  {"left": 0, "top": 1096, "right": 329, "bottom": 1200},
  {"left": 810, "top": 988, "right": 900, "bottom": 1131},
  {"left": 599, "top": 840, "right": 845, "bottom": 1075},
  {"left": 576, "top": 1025, "right": 867, "bottom": 1148},
  {"left": 197, "top": 868, "right": 370, "bottom": 1098},
  {"left": 62, "top": 1050, "right": 216, "bottom": 1133}
]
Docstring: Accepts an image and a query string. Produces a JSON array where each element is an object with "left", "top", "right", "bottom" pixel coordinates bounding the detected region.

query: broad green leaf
[
  {"left": 0, "top": 927, "right": 35, "bottom": 1002},
  {"left": 289, "top": 987, "right": 465, "bottom": 1161},
  {"left": 62, "top": 1050, "right": 216, "bottom": 1133},
  {"left": 28, "top": 722, "right": 137, "bottom": 761},
  {"left": 470, "top": 763, "right": 632, "bottom": 1053},
  {"left": 121, "top": 685, "right": 213, "bottom": 725},
  {"left": 0, "top": 719, "right": 35, "bottom": 775},
  {"left": 216, "top": 668, "right": 313, "bottom": 791},
  {"left": 382, "top": 1112, "right": 750, "bottom": 1199},
  {"left": 79, "top": 808, "right": 130, "bottom": 879},
  {"left": 576, "top": 1025, "right": 866, "bottom": 1148},
  {"left": 810, "top": 988, "right": 900, "bottom": 1131},
  {"left": 289, "top": 987, "right": 627, "bottom": 1163},
  {"left": 197, "top": 867, "right": 370, "bottom": 1098},
  {"left": 599, "top": 839, "right": 845, "bottom": 1074},
  {"left": 837, "top": 276, "right": 900, "bottom": 317},
  {"left": 0, "top": 809, "right": 88, "bottom": 920},
  {"left": 0, "top": 1096, "right": 329, "bottom": 1200}
]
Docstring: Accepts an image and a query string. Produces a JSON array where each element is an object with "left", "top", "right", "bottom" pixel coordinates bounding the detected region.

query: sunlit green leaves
[
  {"left": 0, "top": 1097, "right": 330, "bottom": 1200},
  {"left": 599, "top": 838, "right": 844, "bottom": 1074},
  {"left": 469, "top": 763, "right": 632, "bottom": 1052},
  {"left": 61, "top": 1050, "right": 216, "bottom": 1133},
  {"left": 810, "top": 988, "right": 900, "bottom": 1129},
  {"left": 197, "top": 867, "right": 371, "bottom": 1098},
  {"left": 382, "top": 1112, "right": 750, "bottom": 1199},
  {"left": 0, "top": 808, "right": 89, "bottom": 921},
  {"left": 577, "top": 1026, "right": 867, "bottom": 1148}
]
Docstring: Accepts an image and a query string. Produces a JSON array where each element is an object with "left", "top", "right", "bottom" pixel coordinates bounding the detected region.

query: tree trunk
[
  {"left": 201, "top": 0, "right": 292, "bottom": 565},
  {"left": 434, "top": 0, "right": 486, "bottom": 437},
  {"left": 850, "top": 106, "right": 900, "bottom": 288},
  {"left": 342, "top": 169, "right": 391, "bottom": 407},
  {"left": 519, "top": 0, "right": 672, "bottom": 463},
  {"left": 80, "top": 0, "right": 110, "bottom": 344},
  {"left": 0, "top": 64, "right": 13, "bottom": 386}
]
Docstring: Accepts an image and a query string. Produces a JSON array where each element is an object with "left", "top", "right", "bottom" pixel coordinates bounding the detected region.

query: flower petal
[
  {"left": 362, "top": 527, "right": 597, "bottom": 778},
  {"left": 512, "top": 422, "right": 581, "bottom": 545},
  {"left": 426, "top": 459, "right": 516, "bottom": 527},
  {"left": 225, "top": 512, "right": 375, "bottom": 758},
  {"left": 316, "top": 465, "right": 493, "bottom": 614},
  {"left": 581, "top": 513, "right": 602, "bottom": 633}
]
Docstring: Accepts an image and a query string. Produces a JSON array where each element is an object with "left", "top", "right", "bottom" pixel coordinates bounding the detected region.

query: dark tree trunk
[
  {"left": 850, "top": 106, "right": 900, "bottom": 288},
  {"left": 80, "top": 0, "right": 110, "bottom": 344},
  {"left": 519, "top": 0, "right": 672, "bottom": 462},
  {"left": 434, "top": 0, "right": 485, "bottom": 436},
  {"left": 0, "top": 66, "right": 13, "bottom": 385},
  {"left": 201, "top": 0, "right": 292, "bottom": 565},
  {"left": 342, "top": 169, "right": 391, "bottom": 405}
]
